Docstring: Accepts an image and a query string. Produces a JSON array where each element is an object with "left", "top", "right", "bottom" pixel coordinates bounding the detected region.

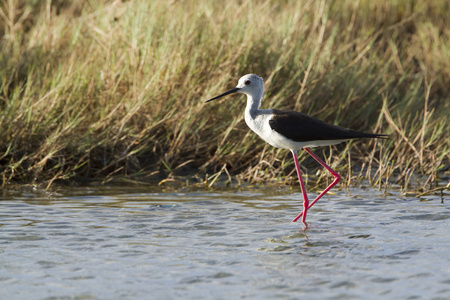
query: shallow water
[{"left": 0, "top": 186, "right": 449, "bottom": 300}]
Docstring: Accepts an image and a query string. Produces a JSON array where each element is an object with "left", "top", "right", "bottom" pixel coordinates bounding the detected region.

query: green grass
[{"left": 0, "top": 0, "right": 449, "bottom": 192}]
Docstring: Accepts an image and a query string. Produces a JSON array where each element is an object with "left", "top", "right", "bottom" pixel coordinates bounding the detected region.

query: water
[{"left": 0, "top": 186, "right": 449, "bottom": 299}]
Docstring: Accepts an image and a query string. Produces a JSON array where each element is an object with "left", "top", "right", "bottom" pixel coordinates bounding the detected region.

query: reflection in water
[{"left": 0, "top": 187, "right": 449, "bottom": 299}]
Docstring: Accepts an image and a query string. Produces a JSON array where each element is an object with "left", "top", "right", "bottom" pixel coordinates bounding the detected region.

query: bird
[{"left": 206, "top": 74, "right": 386, "bottom": 224}]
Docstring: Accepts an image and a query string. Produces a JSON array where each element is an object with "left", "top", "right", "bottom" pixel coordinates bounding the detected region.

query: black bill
[{"left": 205, "top": 87, "right": 241, "bottom": 103}]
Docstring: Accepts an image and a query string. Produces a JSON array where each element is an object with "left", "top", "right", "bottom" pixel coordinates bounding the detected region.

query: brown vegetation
[{"left": 0, "top": 0, "right": 448, "bottom": 192}]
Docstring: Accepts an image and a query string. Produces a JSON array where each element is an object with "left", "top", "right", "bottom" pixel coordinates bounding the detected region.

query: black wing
[{"left": 268, "top": 109, "right": 386, "bottom": 142}]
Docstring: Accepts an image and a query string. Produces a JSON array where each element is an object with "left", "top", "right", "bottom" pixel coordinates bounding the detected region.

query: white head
[
  {"left": 206, "top": 74, "right": 265, "bottom": 103},
  {"left": 236, "top": 74, "right": 264, "bottom": 96}
]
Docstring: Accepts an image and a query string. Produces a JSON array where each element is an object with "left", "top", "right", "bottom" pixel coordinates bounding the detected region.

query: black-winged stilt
[{"left": 206, "top": 74, "right": 386, "bottom": 224}]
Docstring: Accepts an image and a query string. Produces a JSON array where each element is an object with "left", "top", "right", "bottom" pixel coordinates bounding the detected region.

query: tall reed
[{"left": 0, "top": 0, "right": 448, "bottom": 191}]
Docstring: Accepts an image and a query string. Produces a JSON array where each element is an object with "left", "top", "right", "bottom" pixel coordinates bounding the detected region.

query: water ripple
[{"left": 0, "top": 187, "right": 448, "bottom": 299}]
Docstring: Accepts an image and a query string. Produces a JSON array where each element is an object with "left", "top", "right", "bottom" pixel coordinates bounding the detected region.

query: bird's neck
[
  {"left": 245, "top": 92, "right": 263, "bottom": 119},
  {"left": 244, "top": 92, "right": 267, "bottom": 135}
]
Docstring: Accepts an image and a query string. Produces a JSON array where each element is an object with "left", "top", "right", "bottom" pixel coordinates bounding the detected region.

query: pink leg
[
  {"left": 291, "top": 150, "right": 309, "bottom": 224},
  {"left": 292, "top": 147, "right": 341, "bottom": 222}
]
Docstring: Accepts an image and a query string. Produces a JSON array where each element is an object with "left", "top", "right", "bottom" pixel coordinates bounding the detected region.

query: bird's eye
[{"left": 244, "top": 80, "right": 251, "bottom": 85}]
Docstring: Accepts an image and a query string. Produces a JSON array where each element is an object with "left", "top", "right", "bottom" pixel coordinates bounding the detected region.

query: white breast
[{"left": 245, "top": 109, "right": 296, "bottom": 149}]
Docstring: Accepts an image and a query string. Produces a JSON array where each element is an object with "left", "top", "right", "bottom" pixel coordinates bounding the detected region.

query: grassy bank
[{"left": 0, "top": 0, "right": 449, "bottom": 192}]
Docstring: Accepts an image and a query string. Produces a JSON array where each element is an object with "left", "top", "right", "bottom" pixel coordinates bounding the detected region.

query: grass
[{"left": 0, "top": 0, "right": 448, "bottom": 193}]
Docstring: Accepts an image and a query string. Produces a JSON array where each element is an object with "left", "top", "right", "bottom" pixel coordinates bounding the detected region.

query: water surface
[{"left": 1, "top": 187, "right": 449, "bottom": 299}]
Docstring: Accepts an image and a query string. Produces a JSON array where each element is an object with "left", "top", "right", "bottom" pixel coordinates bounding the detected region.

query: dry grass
[{"left": 0, "top": 0, "right": 448, "bottom": 192}]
